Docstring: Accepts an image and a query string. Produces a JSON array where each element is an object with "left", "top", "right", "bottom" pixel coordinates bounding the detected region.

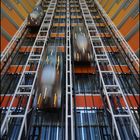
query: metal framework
[
  {"left": 79, "top": 0, "right": 139, "bottom": 139},
  {"left": 1, "top": 0, "right": 57, "bottom": 139},
  {"left": 65, "top": 0, "right": 74, "bottom": 139},
  {"left": 1, "top": 0, "right": 139, "bottom": 139},
  {"left": 94, "top": 0, "right": 139, "bottom": 67}
]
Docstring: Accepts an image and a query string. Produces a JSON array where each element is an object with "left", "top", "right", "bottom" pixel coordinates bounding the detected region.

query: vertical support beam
[
  {"left": 79, "top": 0, "right": 139, "bottom": 139},
  {"left": 65, "top": 0, "right": 74, "bottom": 140},
  {"left": 1, "top": 0, "right": 57, "bottom": 139}
]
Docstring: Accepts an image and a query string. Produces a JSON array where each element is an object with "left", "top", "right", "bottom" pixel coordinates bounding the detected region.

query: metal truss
[
  {"left": 79, "top": 0, "right": 139, "bottom": 139},
  {"left": 1, "top": 0, "right": 57, "bottom": 139},
  {"left": 65, "top": 0, "right": 74, "bottom": 140},
  {"left": 94, "top": 0, "right": 139, "bottom": 67}
]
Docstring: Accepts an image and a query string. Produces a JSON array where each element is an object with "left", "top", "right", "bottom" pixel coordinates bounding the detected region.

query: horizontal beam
[
  {"left": 6, "top": 64, "right": 130, "bottom": 74},
  {"left": 74, "top": 65, "right": 130, "bottom": 74},
  {"left": 50, "top": 33, "right": 65, "bottom": 38},
  {"left": 53, "top": 23, "right": 106, "bottom": 27},
  {"left": 0, "top": 95, "right": 33, "bottom": 108},
  {"left": 1, "top": 95, "right": 139, "bottom": 108},
  {"left": 75, "top": 95, "right": 139, "bottom": 108},
  {"left": 19, "top": 45, "right": 64, "bottom": 53},
  {"left": 7, "top": 65, "right": 30, "bottom": 74}
]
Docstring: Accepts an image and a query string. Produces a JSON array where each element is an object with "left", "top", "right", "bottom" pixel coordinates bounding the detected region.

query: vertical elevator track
[{"left": 0, "top": 0, "right": 139, "bottom": 140}]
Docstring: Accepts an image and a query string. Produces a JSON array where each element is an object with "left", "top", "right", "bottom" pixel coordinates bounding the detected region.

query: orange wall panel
[
  {"left": 113, "top": 0, "right": 137, "bottom": 26},
  {"left": 128, "top": 31, "right": 139, "bottom": 52},
  {"left": 101, "top": 0, "right": 107, "bottom": 7},
  {"left": 1, "top": 36, "right": 9, "bottom": 52},
  {"left": 1, "top": 0, "right": 36, "bottom": 54},
  {"left": 1, "top": 2, "right": 23, "bottom": 26},
  {"left": 108, "top": 1, "right": 124, "bottom": 18},
  {"left": 1, "top": 18, "right": 17, "bottom": 36},
  {"left": 119, "top": 14, "right": 139, "bottom": 36},
  {"left": 22, "top": 0, "right": 33, "bottom": 12},
  {"left": 10, "top": 0, "right": 28, "bottom": 18},
  {"left": 100, "top": 0, "right": 105, "bottom": 5},
  {"left": 31, "top": 0, "right": 37, "bottom": 5},
  {"left": 104, "top": 0, "right": 113, "bottom": 11},
  {"left": 99, "top": 1, "right": 139, "bottom": 54}
]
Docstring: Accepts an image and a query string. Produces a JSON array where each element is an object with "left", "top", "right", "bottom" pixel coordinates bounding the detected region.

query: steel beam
[
  {"left": 65, "top": 0, "right": 74, "bottom": 140},
  {"left": 1, "top": 0, "right": 57, "bottom": 139},
  {"left": 79, "top": 0, "right": 139, "bottom": 139}
]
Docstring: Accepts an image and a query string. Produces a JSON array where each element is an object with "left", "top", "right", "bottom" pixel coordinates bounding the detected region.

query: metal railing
[
  {"left": 79, "top": 0, "right": 139, "bottom": 139},
  {"left": 65, "top": 0, "right": 74, "bottom": 139},
  {"left": 1, "top": 0, "right": 57, "bottom": 139}
]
